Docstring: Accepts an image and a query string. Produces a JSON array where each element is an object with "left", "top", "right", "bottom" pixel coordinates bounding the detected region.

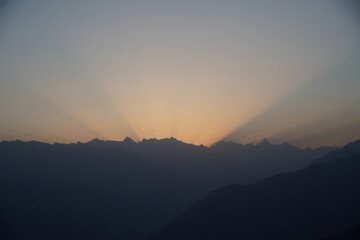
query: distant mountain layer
[
  {"left": 0, "top": 138, "right": 337, "bottom": 240},
  {"left": 149, "top": 145, "right": 360, "bottom": 240},
  {"left": 312, "top": 139, "right": 360, "bottom": 165}
]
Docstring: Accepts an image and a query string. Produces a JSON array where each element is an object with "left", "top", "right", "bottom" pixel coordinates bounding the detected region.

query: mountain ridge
[
  {"left": 0, "top": 137, "right": 347, "bottom": 240},
  {"left": 0, "top": 137, "right": 338, "bottom": 151},
  {"left": 148, "top": 141, "right": 360, "bottom": 240}
]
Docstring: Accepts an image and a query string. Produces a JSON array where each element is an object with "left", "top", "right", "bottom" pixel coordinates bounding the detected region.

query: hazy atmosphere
[{"left": 1, "top": 0, "right": 359, "bottom": 147}]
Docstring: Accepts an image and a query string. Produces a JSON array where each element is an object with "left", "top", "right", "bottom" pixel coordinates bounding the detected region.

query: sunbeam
[{"left": 0, "top": 1, "right": 359, "bottom": 147}]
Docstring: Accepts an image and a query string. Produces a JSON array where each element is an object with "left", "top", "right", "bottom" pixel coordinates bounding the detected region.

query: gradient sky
[{"left": 0, "top": 0, "right": 359, "bottom": 147}]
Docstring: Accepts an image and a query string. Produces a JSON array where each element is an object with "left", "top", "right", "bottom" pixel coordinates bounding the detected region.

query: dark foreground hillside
[
  {"left": 149, "top": 146, "right": 360, "bottom": 240},
  {"left": 321, "top": 224, "right": 360, "bottom": 240}
]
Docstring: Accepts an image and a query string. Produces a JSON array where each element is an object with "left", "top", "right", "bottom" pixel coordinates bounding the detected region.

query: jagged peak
[
  {"left": 87, "top": 138, "right": 102, "bottom": 144},
  {"left": 281, "top": 141, "right": 292, "bottom": 146},
  {"left": 140, "top": 137, "right": 185, "bottom": 145},
  {"left": 123, "top": 137, "right": 136, "bottom": 144},
  {"left": 257, "top": 139, "right": 271, "bottom": 145},
  {"left": 210, "top": 140, "right": 243, "bottom": 148},
  {"left": 280, "top": 141, "right": 298, "bottom": 149}
]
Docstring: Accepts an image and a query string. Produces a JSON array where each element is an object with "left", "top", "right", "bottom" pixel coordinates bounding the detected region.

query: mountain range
[
  {"left": 0, "top": 138, "right": 340, "bottom": 239},
  {"left": 149, "top": 140, "right": 360, "bottom": 240}
]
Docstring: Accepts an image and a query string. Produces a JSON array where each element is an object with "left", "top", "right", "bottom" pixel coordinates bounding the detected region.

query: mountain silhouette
[
  {"left": 148, "top": 140, "right": 360, "bottom": 240},
  {"left": 86, "top": 137, "right": 136, "bottom": 149},
  {"left": 312, "top": 139, "right": 360, "bottom": 165},
  {"left": 0, "top": 138, "right": 336, "bottom": 239}
]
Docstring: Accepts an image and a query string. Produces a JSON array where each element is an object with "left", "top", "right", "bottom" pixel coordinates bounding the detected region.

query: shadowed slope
[
  {"left": 320, "top": 224, "right": 360, "bottom": 240},
  {"left": 312, "top": 139, "right": 360, "bottom": 165},
  {"left": 149, "top": 147, "right": 360, "bottom": 240}
]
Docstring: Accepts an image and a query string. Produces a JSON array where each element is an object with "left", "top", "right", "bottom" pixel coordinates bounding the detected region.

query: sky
[{"left": 0, "top": 0, "right": 359, "bottom": 148}]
